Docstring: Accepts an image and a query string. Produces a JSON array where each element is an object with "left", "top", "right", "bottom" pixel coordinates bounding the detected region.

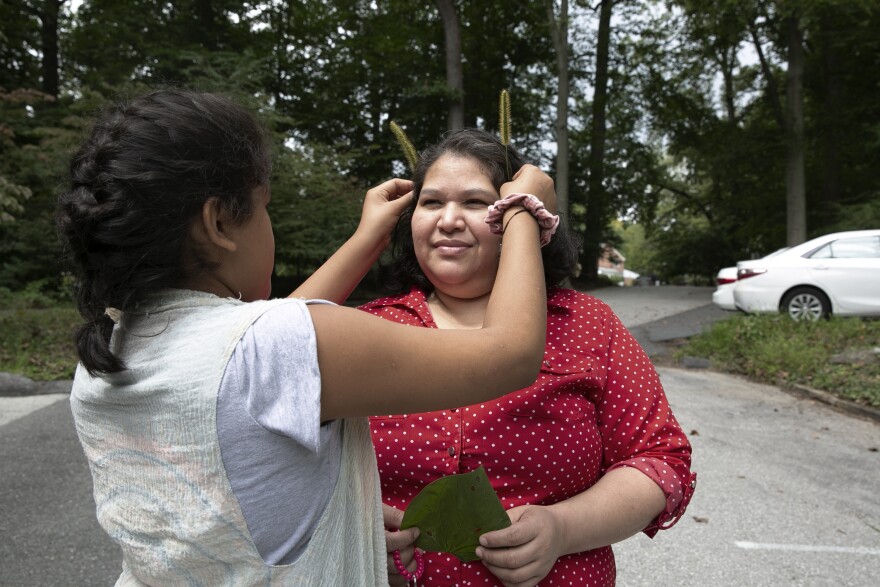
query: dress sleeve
[
  {"left": 594, "top": 305, "right": 697, "bottom": 537},
  {"left": 224, "top": 300, "right": 328, "bottom": 452}
]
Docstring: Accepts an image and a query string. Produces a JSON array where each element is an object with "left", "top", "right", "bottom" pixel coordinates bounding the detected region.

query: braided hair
[
  {"left": 56, "top": 90, "right": 272, "bottom": 376},
  {"left": 386, "top": 128, "right": 580, "bottom": 294}
]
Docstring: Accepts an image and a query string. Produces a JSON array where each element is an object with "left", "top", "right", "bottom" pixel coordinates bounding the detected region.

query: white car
[
  {"left": 734, "top": 230, "right": 880, "bottom": 320},
  {"left": 712, "top": 266, "right": 738, "bottom": 311}
]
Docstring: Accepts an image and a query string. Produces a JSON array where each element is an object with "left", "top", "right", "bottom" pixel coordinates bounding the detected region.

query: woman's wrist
[
  {"left": 486, "top": 193, "right": 559, "bottom": 246},
  {"left": 501, "top": 204, "right": 528, "bottom": 222},
  {"left": 545, "top": 502, "right": 578, "bottom": 557}
]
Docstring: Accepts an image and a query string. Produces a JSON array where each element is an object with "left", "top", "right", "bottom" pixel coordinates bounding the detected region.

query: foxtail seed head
[{"left": 389, "top": 120, "right": 418, "bottom": 173}]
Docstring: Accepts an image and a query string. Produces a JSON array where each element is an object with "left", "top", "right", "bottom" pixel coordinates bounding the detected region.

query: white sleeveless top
[{"left": 70, "top": 289, "right": 386, "bottom": 586}]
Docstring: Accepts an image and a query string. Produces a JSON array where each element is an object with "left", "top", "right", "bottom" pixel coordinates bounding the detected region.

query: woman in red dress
[{"left": 362, "top": 129, "right": 696, "bottom": 587}]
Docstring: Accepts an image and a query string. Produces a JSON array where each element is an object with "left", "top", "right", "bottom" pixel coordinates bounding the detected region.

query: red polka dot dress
[{"left": 360, "top": 287, "right": 696, "bottom": 587}]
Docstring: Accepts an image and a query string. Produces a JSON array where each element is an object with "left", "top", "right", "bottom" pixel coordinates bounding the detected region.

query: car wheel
[{"left": 780, "top": 287, "right": 830, "bottom": 321}]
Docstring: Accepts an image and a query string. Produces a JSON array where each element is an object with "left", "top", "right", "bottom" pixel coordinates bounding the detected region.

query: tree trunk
[
  {"left": 39, "top": 0, "right": 61, "bottom": 98},
  {"left": 195, "top": 0, "right": 218, "bottom": 50},
  {"left": 582, "top": 0, "right": 613, "bottom": 281},
  {"left": 784, "top": 15, "right": 806, "bottom": 245},
  {"left": 547, "top": 0, "right": 570, "bottom": 221},
  {"left": 820, "top": 41, "right": 841, "bottom": 214},
  {"left": 720, "top": 46, "right": 737, "bottom": 125},
  {"left": 749, "top": 23, "right": 785, "bottom": 128},
  {"left": 435, "top": 0, "right": 464, "bottom": 131}
]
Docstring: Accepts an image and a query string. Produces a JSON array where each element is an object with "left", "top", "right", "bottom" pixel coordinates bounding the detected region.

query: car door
[{"left": 807, "top": 235, "right": 880, "bottom": 315}]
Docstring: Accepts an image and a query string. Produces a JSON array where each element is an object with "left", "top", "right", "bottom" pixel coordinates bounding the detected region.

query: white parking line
[
  {"left": 734, "top": 541, "right": 880, "bottom": 556},
  {"left": 0, "top": 394, "right": 69, "bottom": 428}
]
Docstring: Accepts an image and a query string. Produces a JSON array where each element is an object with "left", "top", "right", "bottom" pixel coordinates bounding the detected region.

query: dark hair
[
  {"left": 56, "top": 89, "right": 272, "bottom": 376},
  {"left": 387, "top": 128, "right": 580, "bottom": 294}
]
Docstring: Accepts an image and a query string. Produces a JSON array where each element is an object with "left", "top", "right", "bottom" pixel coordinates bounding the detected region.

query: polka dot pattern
[{"left": 360, "top": 287, "right": 696, "bottom": 586}]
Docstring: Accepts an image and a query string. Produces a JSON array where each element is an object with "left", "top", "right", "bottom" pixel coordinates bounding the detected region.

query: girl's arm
[
  {"left": 311, "top": 165, "right": 554, "bottom": 421},
  {"left": 290, "top": 178, "right": 413, "bottom": 304}
]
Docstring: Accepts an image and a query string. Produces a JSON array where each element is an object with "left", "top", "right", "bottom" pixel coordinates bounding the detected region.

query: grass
[
  {"left": 676, "top": 313, "right": 880, "bottom": 408},
  {"left": 0, "top": 289, "right": 80, "bottom": 381}
]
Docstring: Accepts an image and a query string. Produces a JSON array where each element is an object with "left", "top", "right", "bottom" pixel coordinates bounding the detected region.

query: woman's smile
[{"left": 432, "top": 238, "right": 472, "bottom": 255}]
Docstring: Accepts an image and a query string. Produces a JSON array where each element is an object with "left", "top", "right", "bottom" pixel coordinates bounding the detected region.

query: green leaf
[{"left": 400, "top": 466, "right": 510, "bottom": 562}]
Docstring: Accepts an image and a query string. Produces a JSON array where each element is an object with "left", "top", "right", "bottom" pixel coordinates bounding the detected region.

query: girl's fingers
[
  {"left": 369, "top": 178, "right": 414, "bottom": 202},
  {"left": 385, "top": 526, "right": 419, "bottom": 552}
]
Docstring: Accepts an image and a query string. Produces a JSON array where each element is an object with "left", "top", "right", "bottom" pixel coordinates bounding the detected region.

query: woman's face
[{"left": 411, "top": 154, "right": 501, "bottom": 299}]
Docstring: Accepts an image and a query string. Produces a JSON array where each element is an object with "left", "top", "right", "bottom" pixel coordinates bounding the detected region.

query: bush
[
  {"left": 678, "top": 314, "right": 880, "bottom": 407},
  {"left": 0, "top": 304, "right": 80, "bottom": 381}
]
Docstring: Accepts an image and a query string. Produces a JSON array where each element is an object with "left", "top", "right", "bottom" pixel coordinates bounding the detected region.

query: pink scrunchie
[{"left": 485, "top": 193, "right": 559, "bottom": 247}]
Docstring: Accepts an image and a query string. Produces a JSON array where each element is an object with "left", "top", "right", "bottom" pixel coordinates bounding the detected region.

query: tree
[
  {"left": 747, "top": 1, "right": 806, "bottom": 245},
  {"left": 547, "top": 0, "right": 570, "bottom": 220},
  {"left": 1, "top": 1, "right": 42, "bottom": 91},
  {"left": 20, "top": 0, "right": 63, "bottom": 98},
  {"left": 581, "top": 0, "right": 616, "bottom": 281},
  {"left": 623, "top": 0, "right": 789, "bottom": 273},
  {"left": 435, "top": 0, "right": 464, "bottom": 130}
]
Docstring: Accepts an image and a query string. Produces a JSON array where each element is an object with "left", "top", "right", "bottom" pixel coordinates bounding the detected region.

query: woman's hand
[
  {"left": 475, "top": 505, "right": 565, "bottom": 587},
  {"left": 356, "top": 178, "right": 414, "bottom": 248},
  {"left": 383, "top": 504, "right": 420, "bottom": 586},
  {"left": 500, "top": 165, "right": 556, "bottom": 214}
]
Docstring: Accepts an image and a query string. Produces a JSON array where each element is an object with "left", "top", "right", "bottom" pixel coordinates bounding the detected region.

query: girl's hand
[
  {"left": 500, "top": 165, "right": 556, "bottom": 214},
  {"left": 475, "top": 505, "right": 565, "bottom": 587},
  {"left": 383, "top": 504, "right": 420, "bottom": 586},
  {"left": 357, "top": 178, "right": 414, "bottom": 247}
]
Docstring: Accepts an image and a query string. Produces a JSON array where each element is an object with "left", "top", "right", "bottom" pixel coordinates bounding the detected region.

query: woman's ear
[{"left": 198, "top": 197, "right": 238, "bottom": 253}]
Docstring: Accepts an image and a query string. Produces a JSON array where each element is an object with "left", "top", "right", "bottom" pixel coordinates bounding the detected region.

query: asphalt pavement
[{"left": 1, "top": 286, "right": 877, "bottom": 586}]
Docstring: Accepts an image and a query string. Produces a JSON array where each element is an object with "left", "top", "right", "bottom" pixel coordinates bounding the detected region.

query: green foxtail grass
[
  {"left": 389, "top": 121, "right": 418, "bottom": 173},
  {"left": 499, "top": 89, "right": 512, "bottom": 179}
]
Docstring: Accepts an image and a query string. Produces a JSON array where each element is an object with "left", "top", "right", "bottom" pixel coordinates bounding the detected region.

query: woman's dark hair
[
  {"left": 387, "top": 128, "right": 580, "bottom": 294},
  {"left": 56, "top": 89, "right": 272, "bottom": 375}
]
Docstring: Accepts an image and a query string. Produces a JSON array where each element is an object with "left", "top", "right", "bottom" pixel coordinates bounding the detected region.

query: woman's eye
[
  {"left": 466, "top": 199, "right": 490, "bottom": 207},
  {"left": 420, "top": 199, "right": 442, "bottom": 207}
]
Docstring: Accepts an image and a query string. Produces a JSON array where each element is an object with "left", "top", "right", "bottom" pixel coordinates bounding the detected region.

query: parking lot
[{"left": 2, "top": 286, "right": 877, "bottom": 586}]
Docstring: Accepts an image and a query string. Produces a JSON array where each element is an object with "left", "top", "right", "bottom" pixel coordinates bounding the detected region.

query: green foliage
[
  {"left": 0, "top": 175, "right": 31, "bottom": 224},
  {"left": 827, "top": 198, "right": 880, "bottom": 232},
  {"left": 0, "top": 0, "right": 877, "bottom": 294},
  {"left": 400, "top": 466, "right": 510, "bottom": 562},
  {"left": 679, "top": 314, "right": 880, "bottom": 407},
  {"left": 612, "top": 221, "right": 657, "bottom": 276},
  {"left": 270, "top": 143, "right": 363, "bottom": 279},
  {"left": 0, "top": 88, "right": 92, "bottom": 289},
  {"left": 0, "top": 290, "right": 79, "bottom": 381},
  {"left": 0, "top": 0, "right": 42, "bottom": 90},
  {"left": 630, "top": 0, "right": 880, "bottom": 275}
]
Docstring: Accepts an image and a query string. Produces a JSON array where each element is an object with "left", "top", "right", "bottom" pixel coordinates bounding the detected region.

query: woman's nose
[{"left": 437, "top": 204, "right": 464, "bottom": 231}]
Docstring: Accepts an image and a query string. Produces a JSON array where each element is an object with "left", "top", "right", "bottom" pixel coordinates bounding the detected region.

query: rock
[
  {"left": 0, "top": 372, "right": 38, "bottom": 396},
  {"left": 681, "top": 356, "right": 711, "bottom": 369},
  {"left": 829, "top": 349, "right": 880, "bottom": 366}
]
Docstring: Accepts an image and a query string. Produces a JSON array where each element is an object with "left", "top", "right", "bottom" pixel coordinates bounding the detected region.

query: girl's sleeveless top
[{"left": 69, "top": 289, "right": 386, "bottom": 586}]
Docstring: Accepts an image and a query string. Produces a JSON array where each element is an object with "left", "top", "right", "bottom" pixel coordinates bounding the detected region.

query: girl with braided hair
[{"left": 56, "top": 89, "right": 557, "bottom": 586}]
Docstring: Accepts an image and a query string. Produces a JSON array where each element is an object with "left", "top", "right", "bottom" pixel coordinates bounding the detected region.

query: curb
[
  {"left": 0, "top": 372, "right": 73, "bottom": 397},
  {"left": 631, "top": 309, "right": 880, "bottom": 426},
  {"left": 783, "top": 382, "right": 880, "bottom": 424}
]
